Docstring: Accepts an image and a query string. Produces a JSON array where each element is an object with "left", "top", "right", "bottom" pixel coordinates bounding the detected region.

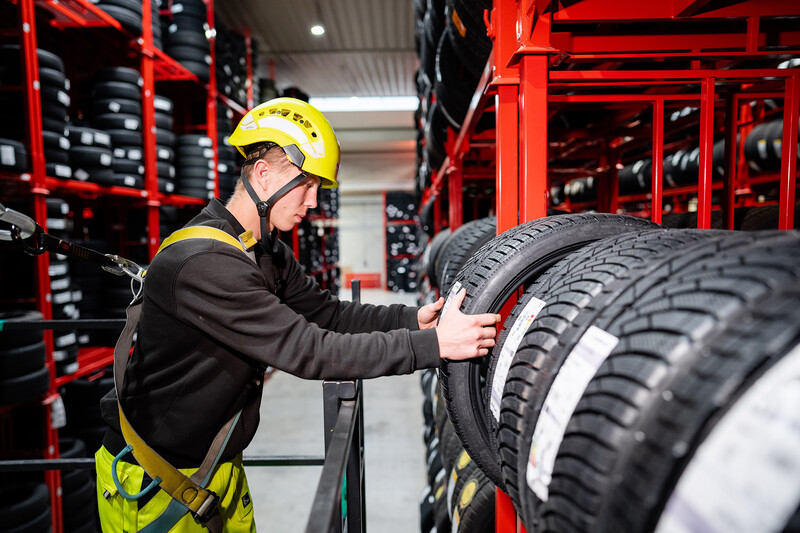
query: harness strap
[{"left": 112, "top": 226, "right": 259, "bottom": 532}]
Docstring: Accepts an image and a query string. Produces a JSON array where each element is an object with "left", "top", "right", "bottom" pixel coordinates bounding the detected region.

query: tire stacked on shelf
[
  {"left": 0, "top": 310, "right": 49, "bottom": 408},
  {"left": 216, "top": 105, "right": 239, "bottom": 200},
  {"left": 60, "top": 371, "right": 115, "bottom": 455},
  {"left": 89, "top": 67, "right": 144, "bottom": 189},
  {"left": 0, "top": 483, "right": 51, "bottom": 533},
  {"left": 162, "top": 0, "right": 211, "bottom": 82},
  {"left": 564, "top": 176, "right": 596, "bottom": 203},
  {"left": 744, "top": 118, "right": 800, "bottom": 173},
  {"left": 214, "top": 18, "right": 251, "bottom": 108},
  {"left": 151, "top": 0, "right": 163, "bottom": 50},
  {"left": 435, "top": 23, "right": 480, "bottom": 130},
  {"left": 444, "top": 0, "right": 493, "bottom": 78},
  {"left": 386, "top": 192, "right": 422, "bottom": 293},
  {"left": 176, "top": 134, "right": 215, "bottom": 198},
  {"left": 0, "top": 46, "right": 72, "bottom": 178},
  {"left": 434, "top": 216, "right": 496, "bottom": 295},
  {"left": 154, "top": 94, "right": 177, "bottom": 194},
  {"left": 67, "top": 126, "right": 114, "bottom": 186},
  {"left": 0, "top": 138, "right": 27, "bottom": 173},
  {"left": 95, "top": 0, "right": 143, "bottom": 35},
  {"left": 58, "top": 437, "right": 99, "bottom": 533}
]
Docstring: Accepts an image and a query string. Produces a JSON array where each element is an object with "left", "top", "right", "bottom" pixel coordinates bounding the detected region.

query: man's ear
[{"left": 252, "top": 158, "right": 270, "bottom": 190}]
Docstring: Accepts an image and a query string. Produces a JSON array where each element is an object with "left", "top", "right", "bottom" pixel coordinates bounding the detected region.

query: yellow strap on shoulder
[{"left": 156, "top": 226, "right": 247, "bottom": 255}]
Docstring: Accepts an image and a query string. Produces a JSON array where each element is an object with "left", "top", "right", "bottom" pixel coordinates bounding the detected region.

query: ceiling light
[{"left": 311, "top": 25, "right": 325, "bottom": 36}]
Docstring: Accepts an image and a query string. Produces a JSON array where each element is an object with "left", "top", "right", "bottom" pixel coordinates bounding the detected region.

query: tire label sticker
[
  {"left": 527, "top": 325, "right": 619, "bottom": 501},
  {"left": 53, "top": 291, "right": 72, "bottom": 305},
  {"left": 123, "top": 118, "right": 139, "bottom": 131},
  {"left": 199, "top": 137, "right": 213, "bottom": 147},
  {"left": 109, "top": 101, "right": 121, "bottom": 113},
  {"left": 95, "top": 132, "right": 111, "bottom": 146},
  {"left": 756, "top": 138, "right": 769, "bottom": 160},
  {"left": 50, "top": 395, "right": 67, "bottom": 429},
  {"left": 654, "top": 344, "right": 800, "bottom": 533},
  {"left": 490, "top": 296, "right": 547, "bottom": 420},
  {"left": 154, "top": 99, "right": 171, "bottom": 112},
  {"left": 80, "top": 131, "right": 93, "bottom": 145},
  {"left": 56, "top": 90, "right": 70, "bottom": 106},
  {"left": 74, "top": 168, "right": 89, "bottom": 181},
  {"left": 124, "top": 176, "right": 136, "bottom": 187},
  {"left": 128, "top": 149, "right": 142, "bottom": 161},
  {"left": 100, "top": 153, "right": 112, "bottom": 167},
  {"left": 50, "top": 276, "right": 69, "bottom": 291},
  {"left": 158, "top": 148, "right": 169, "bottom": 160},
  {"left": 55, "top": 332, "right": 77, "bottom": 348},
  {"left": 1, "top": 145, "right": 15, "bottom": 166},
  {"left": 440, "top": 281, "right": 463, "bottom": 321},
  {"left": 58, "top": 136, "right": 70, "bottom": 150},
  {"left": 54, "top": 164, "right": 71, "bottom": 178}
]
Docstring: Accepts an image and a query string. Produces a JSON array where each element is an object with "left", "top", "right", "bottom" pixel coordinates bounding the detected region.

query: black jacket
[{"left": 103, "top": 199, "right": 439, "bottom": 467}]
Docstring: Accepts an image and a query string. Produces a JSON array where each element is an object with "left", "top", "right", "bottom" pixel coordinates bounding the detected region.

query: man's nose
[{"left": 305, "top": 188, "right": 318, "bottom": 209}]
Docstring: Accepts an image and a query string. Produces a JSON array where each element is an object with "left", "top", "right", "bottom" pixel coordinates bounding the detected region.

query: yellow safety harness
[{"left": 112, "top": 226, "right": 258, "bottom": 533}]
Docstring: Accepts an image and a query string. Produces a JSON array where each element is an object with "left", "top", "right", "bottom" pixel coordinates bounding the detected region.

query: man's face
[{"left": 268, "top": 167, "right": 321, "bottom": 232}]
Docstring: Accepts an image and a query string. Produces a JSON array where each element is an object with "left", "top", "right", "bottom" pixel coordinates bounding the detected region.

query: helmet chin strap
[{"left": 241, "top": 172, "right": 309, "bottom": 254}]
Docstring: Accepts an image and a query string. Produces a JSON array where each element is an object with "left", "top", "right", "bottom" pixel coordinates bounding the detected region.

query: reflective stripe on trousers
[{"left": 96, "top": 446, "right": 257, "bottom": 533}]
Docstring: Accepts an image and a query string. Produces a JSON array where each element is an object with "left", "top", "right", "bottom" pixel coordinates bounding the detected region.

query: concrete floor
[{"left": 246, "top": 289, "right": 427, "bottom": 532}]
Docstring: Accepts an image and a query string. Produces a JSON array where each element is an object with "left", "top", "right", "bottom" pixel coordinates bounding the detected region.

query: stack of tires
[
  {"left": 58, "top": 437, "right": 99, "bottom": 533},
  {"left": 154, "top": 94, "right": 177, "bottom": 194},
  {"left": 161, "top": 0, "right": 210, "bottom": 82},
  {"left": 95, "top": 0, "right": 144, "bottom": 35},
  {"left": 175, "top": 134, "right": 216, "bottom": 198},
  {"left": 89, "top": 67, "right": 144, "bottom": 189},
  {"left": 0, "top": 46, "right": 72, "bottom": 179},
  {"left": 0, "top": 482, "right": 51, "bottom": 533},
  {"left": 0, "top": 310, "right": 48, "bottom": 408},
  {"left": 216, "top": 105, "right": 239, "bottom": 200},
  {"left": 426, "top": 212, "right": 800, "bottom": 533},
  {"left": 215, "top": 18, "right": 255, "bottom": 108},
  {"left": 744, "top": 117, "right": 800, "bottom": 173}
]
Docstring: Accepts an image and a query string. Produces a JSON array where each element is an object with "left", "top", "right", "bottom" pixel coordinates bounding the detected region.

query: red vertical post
[
  {"left": 496, "top": 85, "right": 519, "bottom": 233},
  {"left": 779, "top": 73, "right": 799, "bottom": 230},
  {"left": 723, "top": 96, "right": 738, "bottom": 229},
  {"left": 697, "top": 77, "right": 715, "bottom": 229},
  {"left": 496, "top": 490, "right": 518, "bottom": 533},
  {"left": 449, "top": 164, "right": 464, "bottom": 231},
  {"left": 140, "top": 0, "right": 160, "bottom": 258},
  {"left": 519, "top": 54, "right": 549, "bottom": 223},
  {"left": 651, "top": 98, "right": 664, "bottom": 224},
  {"left": 206, "top": 0, "right": 220, "bottom": 197},
  {"left": 20, "top": 1, "right": 61, "bottom": 531}
]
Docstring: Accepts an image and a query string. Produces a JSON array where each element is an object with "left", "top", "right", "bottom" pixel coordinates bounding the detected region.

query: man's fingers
[
  {"left": 436, "top": 297, "right": 445, "bottom": 309},
  {"left": 451, "top": 288, "right": 467, "bottom": 309},
  {"left": 473, "top": 312, "right": 502, "bottom": 326}
]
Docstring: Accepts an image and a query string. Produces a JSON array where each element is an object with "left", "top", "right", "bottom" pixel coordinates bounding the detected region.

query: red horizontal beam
[
  {"left": 550, "top": 68, "right": 795, "bottom": 81},
  {"left": 552, "top": 0, "right": 800, "bottom": 22}
]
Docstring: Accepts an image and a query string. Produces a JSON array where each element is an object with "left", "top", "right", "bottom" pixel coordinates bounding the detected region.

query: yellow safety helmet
[{"left": 228, "top": 97, "right": 340, "bottom": 189}]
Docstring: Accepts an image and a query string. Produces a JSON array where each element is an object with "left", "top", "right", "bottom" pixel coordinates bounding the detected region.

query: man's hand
[
  {"left": 435, "top": 288, "right": 501, "bottom": 360},
  {"left": 418, "top": 297, "right": 445, "bottom": 330}
]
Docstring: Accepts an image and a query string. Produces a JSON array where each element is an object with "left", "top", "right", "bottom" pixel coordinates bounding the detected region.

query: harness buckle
[{"left": 192, "top": 490, "right": 220, "bottom": 525}]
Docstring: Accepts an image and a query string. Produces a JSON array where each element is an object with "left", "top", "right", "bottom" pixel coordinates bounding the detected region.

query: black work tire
[
  {"left": 156, "top": 128, "right": 176, "bottom": 147},
  {"left": 93, "top": 80, "right": 141, "bottom": 101},
  {"left": 176, "top": 59, "right": 210, "bottom": 81},
  {"left": 93, "top": 113, "right": 142, "bottom": 132},
  {"left": 439, "top": 214, "right": 658, "bottom": 489},
  {"left": 154, "top": 111, "right": 173, "bottom": 130},
  {"left": 0, "top": 365, "right": 50, "bottom": 406},
  {"left": 177, "top": 134, "right": 213, "bottom": 148},
  {"left": 178, "top": 155, "right": 215, "bottom": 170},
  {"left": 0, "top": 310, "right": 43, "bottom": 348},
  {"left": 436, "top": 216, "right": 496, "bottom": 294},
  {"left": 0, "top": 483, "right": 50, "bottom": 530},
  {"left": 166, "top": 30, "right": 210, "bottom": 50},
  {"left": 154, "top": 95, "right": 174, "bottom": 114},
  {"left": 494, "top": 228, "right": 720, "bottom": 518},
  {"left": 68, "top": 127, "right": 112, "bottom": 148},
  {"left": 432, "top": 467, "right": 451, "bottom": 533},
  {"left": 444, "top": 0, "right": 493, "bottom": 78},
  {"left": 106, "top": 129, "right": 143, "bottom": 147},
  {"left": 424, "top": 228, "right": 452, "bottom": 289},
  {"left": 439, "top": 417, "right": 463, "bottom": 474},
  {"left": 435, "top": 30, "right": 481, "bottom": 130},
  {"left": 70, "top": 146, "right": 113, "bottom": 168},
  {"left": 92, "top": 97, "right": 142, "bottom": 117},
  {"left": 176, "top": 186, "right": 214, "bottom": 199},
  {"left": 166, "top": 45, "right": 209, "bottom": 63},
  {"left": 177, "top": 144, "right": 216, "bottom": 159},
  {"left": 508, "top": 231, "right": 800, "bottom": 531},
  {"left": 598, "top": 283, "right": 800, "bottom": 533},
  {"left": 451, "top": 467, "right": 495, "bottom": 533},
  {"left": 93, "top": 65, "right": 142, "bottom": 86},
  {"left": 178, "top": 167, "right": 215, "bottom": 181},
  {"left": 0, "top": 341, "right": 46, "bottom": 378},
  {"left": 96, "top": 4, "right": 143, "bottom": 35},
  {"left": 0, "top": 138, "right": 27, "bottom": 172}
]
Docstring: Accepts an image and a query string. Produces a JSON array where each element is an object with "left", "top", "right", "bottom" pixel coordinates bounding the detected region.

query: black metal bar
[
  {"left": 306, "top": 397, "right": 359, "bottom": 533},
  {"left": 0, "top": 319, "right": 127, "bottom": 330},
  {"left": 0, "top": 455, "right": 326, "bottom": 472}
]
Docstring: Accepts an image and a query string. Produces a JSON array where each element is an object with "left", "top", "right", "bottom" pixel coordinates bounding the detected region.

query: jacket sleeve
[
  {"left": 170, "top": 250, "right": 440, "bottom": 380},
  {"left": 278, "top": 245, "right": 420, "bottom": 334}
]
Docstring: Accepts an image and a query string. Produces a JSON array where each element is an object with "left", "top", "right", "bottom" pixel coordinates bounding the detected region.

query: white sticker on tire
[
  {"left": 0, "top": 146, "right": 15, "bottom": 166},
  {"left": 654, "top": 344, "right": 800, "bottom": 533},
  {"left": 50, "top": 395, "right": 67, "bottom": 429},
  {"left": 490, "top": 296, "right": 547, "bottom": 421},
  {"left": 527, "top": 325, "right": 619, "bottom": 501},
  {"left": 439, "top": 281, "right": 462, "bottom": 321}
]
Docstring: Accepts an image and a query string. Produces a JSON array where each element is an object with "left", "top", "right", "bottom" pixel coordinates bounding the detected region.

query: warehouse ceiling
[{"left": 215, "top": 1, "right": 419, "bottom": 193}]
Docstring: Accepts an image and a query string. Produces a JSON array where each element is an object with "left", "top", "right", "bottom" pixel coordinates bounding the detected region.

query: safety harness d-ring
[{"left": 112, "top": 444, "right": 163, "bottom": 500}]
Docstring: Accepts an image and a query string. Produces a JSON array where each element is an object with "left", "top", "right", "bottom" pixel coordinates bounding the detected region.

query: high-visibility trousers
[{"left": 95, "top": 446, "right": 257, "bottom": 532}]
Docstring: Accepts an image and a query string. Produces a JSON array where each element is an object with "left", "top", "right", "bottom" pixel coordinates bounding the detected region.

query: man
[{"left": 96, "top": 98, "right": 499, "bottom": 532}]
